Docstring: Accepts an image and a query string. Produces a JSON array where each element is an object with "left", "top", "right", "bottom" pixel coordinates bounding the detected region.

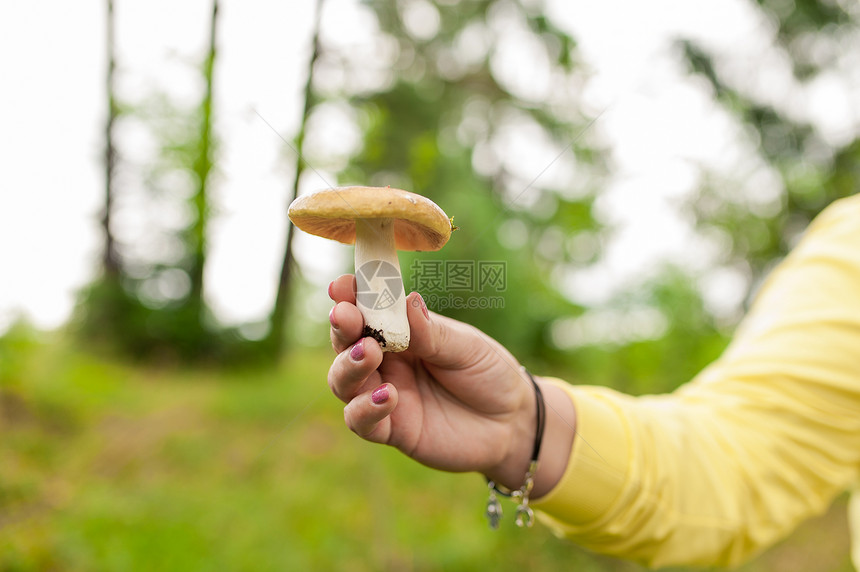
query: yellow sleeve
[{"left": 532, "top": 195, "right": 860, "bottom": 568}]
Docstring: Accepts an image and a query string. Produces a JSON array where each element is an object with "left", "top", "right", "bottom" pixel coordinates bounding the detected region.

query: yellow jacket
[{"left": 533, "top": 195, "right": 860, "bottom": 568}]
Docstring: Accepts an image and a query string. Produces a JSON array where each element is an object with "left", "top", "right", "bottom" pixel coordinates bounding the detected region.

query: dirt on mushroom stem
[
  {"left": 287, "top": 186, "right": 453, "bottom": 352},
  {"left": 353, "top": 217, "right": 409, "bottom": 352},
  {"left": 361, "top": 326, "right": 387, "bottom": 347}
]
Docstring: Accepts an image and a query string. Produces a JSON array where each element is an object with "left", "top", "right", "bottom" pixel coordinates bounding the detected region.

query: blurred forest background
[{"left": 2, "top": 0, "right": 859, "bottom": 570}]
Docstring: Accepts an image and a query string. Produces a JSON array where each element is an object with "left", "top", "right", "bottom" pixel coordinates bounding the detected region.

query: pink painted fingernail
[
  {"left": 371, "top": 385, "right": 389, "bottom": 404},
  {"left": 328, "top": 281, "right": 335, "bottom": 300},
  {"left": 350, "top": 339, "right": 365, "bottom": 361},
  {"left": 417, "top": 293, "right": 429, "bottom": 320},
  {"left": 329, "top": 307, "right": 339, "bottom": 329}
]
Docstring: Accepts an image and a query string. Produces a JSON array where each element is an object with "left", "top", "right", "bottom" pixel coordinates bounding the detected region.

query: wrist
[
  {"left": 480, "top": 375, "right": 577, "bottom": 530},
  {"left": 531, "top": 379, "right": 576, "bottom": 498},
  {"left": 483, "top": 370, "right": 540, "bottom": 491},
  {"left": 483, "top": 377, "right": 576, "bottom": 498}
]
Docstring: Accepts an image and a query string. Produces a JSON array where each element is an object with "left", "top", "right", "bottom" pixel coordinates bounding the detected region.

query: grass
[{"left": 0, "top": 329, "right": 853, "bottom": 571}]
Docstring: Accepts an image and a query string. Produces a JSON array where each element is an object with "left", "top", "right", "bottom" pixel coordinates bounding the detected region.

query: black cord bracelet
[
  {"left": 485, "top": 367, "right": 546, "bottom": 529},
  {"left": 528, "top": 369, "right": 546, "bottom": 466}
]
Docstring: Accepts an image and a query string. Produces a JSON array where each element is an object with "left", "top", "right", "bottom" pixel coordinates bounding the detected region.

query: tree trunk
[
  {"left": 188, "top": 0, "right": 219, "bottom": 318},
  {"left": 102, "top": 0, "right": 120, "bottom": 277},
  {"left": 267, "top": 0, "right": 325, "bottom": 354}
]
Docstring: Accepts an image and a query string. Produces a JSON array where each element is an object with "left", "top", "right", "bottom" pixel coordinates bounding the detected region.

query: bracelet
[{"left": 485, "top": 367, "right": 546, "bottom": 529}]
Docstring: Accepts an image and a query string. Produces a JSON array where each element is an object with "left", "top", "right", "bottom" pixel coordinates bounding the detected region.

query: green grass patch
[{"left": 0, "top": 332, "right": 852, "bottom": 571}]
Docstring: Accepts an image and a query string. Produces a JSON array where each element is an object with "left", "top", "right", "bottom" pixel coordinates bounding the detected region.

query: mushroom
[{"left": 288, "top": 186, "right": 453, "bottom": 352}]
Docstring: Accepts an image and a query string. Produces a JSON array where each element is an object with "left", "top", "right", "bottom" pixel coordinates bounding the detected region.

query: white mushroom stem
[{"left": 354, "top": 218, "right": 409, "bottom": 352}]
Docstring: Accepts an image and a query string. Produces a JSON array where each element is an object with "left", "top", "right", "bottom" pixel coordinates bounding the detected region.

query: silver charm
[
  {"left": 485, "top": 481, "right": 503, "bottom": 530},
  {"left": 514, "top": 500, "right": 535, "bottom": 528},
  {"left": 513, "top": 461, "right": 537, "bottom": 528}
]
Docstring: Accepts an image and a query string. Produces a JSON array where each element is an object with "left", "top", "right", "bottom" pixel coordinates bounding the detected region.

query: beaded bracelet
[{"left": 485, "top": 368, "right": 546, "bottom": 529}]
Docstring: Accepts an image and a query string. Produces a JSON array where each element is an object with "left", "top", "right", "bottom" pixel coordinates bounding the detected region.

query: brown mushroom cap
[{"left": 288, "top": 186, "right": 452, "bottom": 251}]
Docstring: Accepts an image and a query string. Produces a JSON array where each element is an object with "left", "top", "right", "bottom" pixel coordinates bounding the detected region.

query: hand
[{"left": 326, "top": 274, "right": 538, "bottom": 490}]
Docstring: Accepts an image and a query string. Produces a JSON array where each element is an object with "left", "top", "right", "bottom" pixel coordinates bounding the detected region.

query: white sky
[{"left": 0, "top": 0, "right": 856, "bottom": 335}]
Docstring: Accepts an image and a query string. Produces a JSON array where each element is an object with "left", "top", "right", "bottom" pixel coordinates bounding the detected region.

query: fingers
[
  {"left": 406, "top": 292, "right": 504, "bottom": 369},
  {"left": 327, "top": 337, "right": 384, "bottom": 403},
  {"left": 329, "top": 301, "right": 364, "bottom": 354},
  {"left": 328, "top": 274, "right": 356, "bottom": 304},
  {"left": 343, "top": 383, "right": 398, "bottom": 444},
  {"left": 329, "top": 284, "right": 513, "bottom": 371},
  {"left": 329, "top": 337, "right": 395, "bottom": 444},
  {"left": 328, "top": 275, "right": 361, "bottom": 353},
  {"left": 404, "top": 293, "right": 442, "bottom": 361}
]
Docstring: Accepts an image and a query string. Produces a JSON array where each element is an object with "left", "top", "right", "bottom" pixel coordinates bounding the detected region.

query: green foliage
[
  {"left": 75, "top": 2, "right": 273, "bottom": 364},
  {"left": 0, "top": 332, "right": 852, "bottom": 571},
  {"left": 755, "top": 0, "right": 854, "bottom": 77},
  {"left": 678, "top": 2, "right": 859, "bottom": 306},
  {"left": 9, "top": 0, "right": 860, "bottom": 568},
  {"left": 564, "top": 267, "right": 731, "bottom": 396},
  {"left": 329, "top": 0, "right": 605, "bottom": 364}
]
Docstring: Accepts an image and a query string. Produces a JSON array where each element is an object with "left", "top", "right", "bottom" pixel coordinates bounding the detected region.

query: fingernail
[
  {"left": 350, "top": 338, "right": 365, "bottom": 361},
  {"left": 371, "top": 384, "right": 389, "bottom": 404},
  {"left": 329, "top": 306, "right": 339, "bottom": 329},
  {"left": 417, "top": 293, "right": 429, "bottom": 320},
  {"left": 328, "top": 281, "right": 335, "bottom": 300}
]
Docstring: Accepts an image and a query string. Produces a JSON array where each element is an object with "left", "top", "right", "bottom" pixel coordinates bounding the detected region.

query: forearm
[
  {"left": 534, "top": 378, "right": 860, "bottom": 567},
  {"left": 527, "top": 196, "right": 860, "bottom": 566},
  {"left": 533, "top": 379, "right": 577, "bottom": 497}
]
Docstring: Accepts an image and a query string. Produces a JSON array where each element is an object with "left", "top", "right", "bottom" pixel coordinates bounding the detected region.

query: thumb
[{"left": 405, "top": 292, "right": 517, "bottom": 371}]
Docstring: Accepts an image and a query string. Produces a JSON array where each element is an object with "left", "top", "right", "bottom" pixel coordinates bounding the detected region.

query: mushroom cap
[{"left": 288, "top": 186, "right": 452, "bottom": 251}]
